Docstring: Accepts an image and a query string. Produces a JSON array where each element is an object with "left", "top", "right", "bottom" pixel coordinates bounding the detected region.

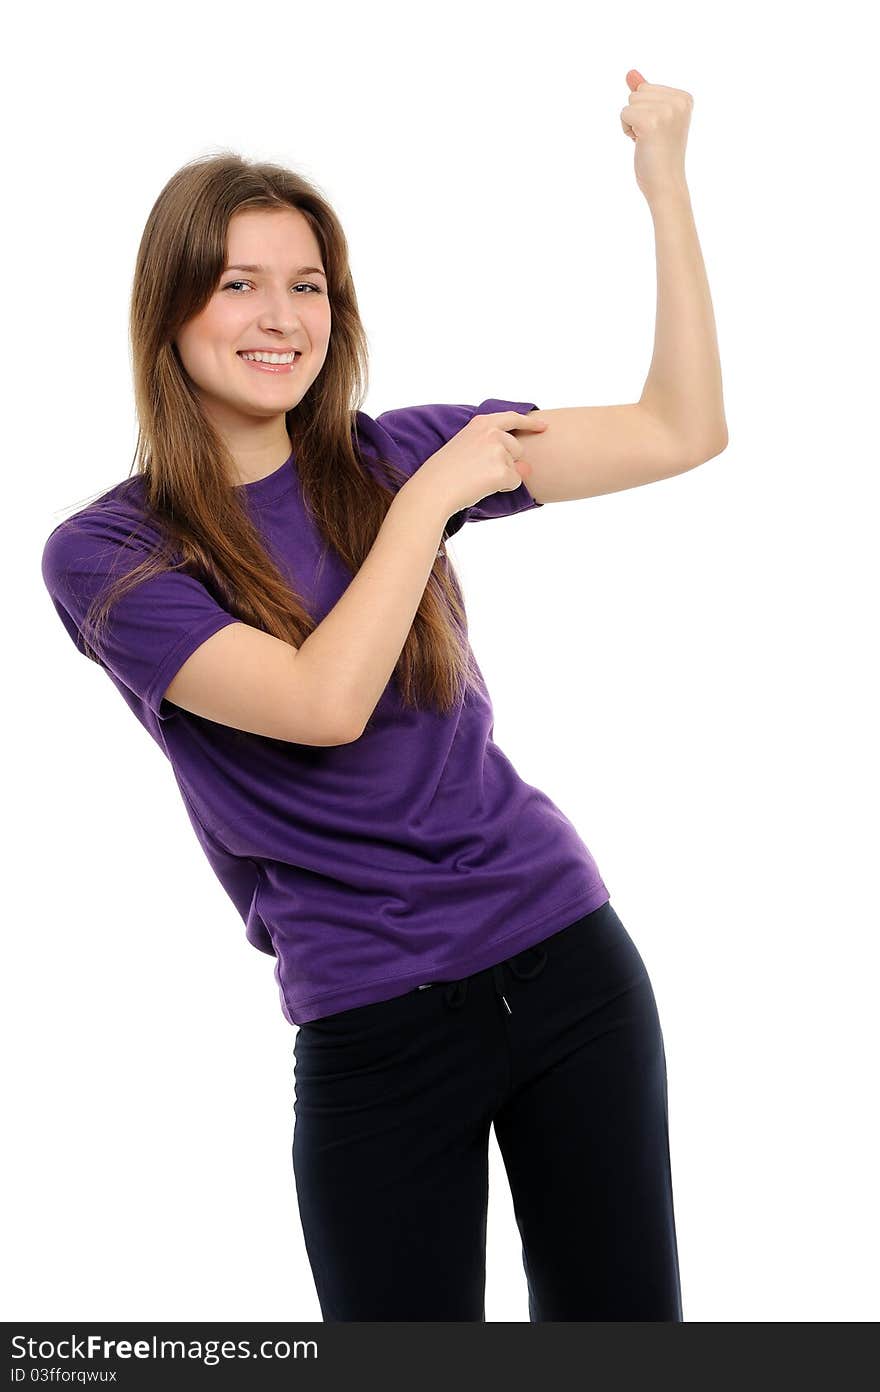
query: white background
[{"left": 5, "top": 0, "right": 877, "bottom": 1324}]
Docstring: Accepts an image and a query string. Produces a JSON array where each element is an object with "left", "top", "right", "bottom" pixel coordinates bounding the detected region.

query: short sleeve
[
  {"left": 40, "top": 509, "right": 241, "bottom": 721},
  {"left": 373, "top": 398, "right": 544, "bottom": 538}
]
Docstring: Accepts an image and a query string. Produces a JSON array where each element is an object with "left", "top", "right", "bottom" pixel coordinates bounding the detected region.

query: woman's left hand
[{"left": 621, "top": 70, "right": 693, "bottom": 202}]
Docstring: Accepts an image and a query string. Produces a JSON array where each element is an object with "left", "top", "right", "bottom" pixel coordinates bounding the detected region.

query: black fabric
[{"left": 292, "top": 899, "right": 683, "bottom": 1321}]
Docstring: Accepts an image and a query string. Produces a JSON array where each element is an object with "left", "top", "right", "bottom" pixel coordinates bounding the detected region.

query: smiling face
[{"left": 175, "top": 205, "right": 332, "bottom": 456}]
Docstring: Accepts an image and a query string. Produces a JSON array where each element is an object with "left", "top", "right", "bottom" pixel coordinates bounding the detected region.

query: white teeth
[{"left": 239, "top": 351, "right": 298, "bottom": 364}]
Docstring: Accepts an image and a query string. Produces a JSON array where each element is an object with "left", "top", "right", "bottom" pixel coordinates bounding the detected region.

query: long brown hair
[{"left": 73, "top": 151, "right": 479, "bottom": 717}]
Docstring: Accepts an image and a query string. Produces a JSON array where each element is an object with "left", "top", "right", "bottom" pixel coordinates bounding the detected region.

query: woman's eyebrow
[{"left": 224, "top": 262, "right": 327, "bottom": 278}]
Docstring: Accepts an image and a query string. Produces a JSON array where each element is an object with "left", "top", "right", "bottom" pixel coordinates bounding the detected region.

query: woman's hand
[
  {"left": 414, "top": 411, "right": 549, "bottom": 517},
  {"left": 621, "top": 69, "right": 693, "bottom": 202}
]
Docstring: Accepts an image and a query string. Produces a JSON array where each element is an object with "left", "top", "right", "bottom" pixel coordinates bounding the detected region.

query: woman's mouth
[{"left": 237, "top": 351, "right": 301, "bottom": 375}]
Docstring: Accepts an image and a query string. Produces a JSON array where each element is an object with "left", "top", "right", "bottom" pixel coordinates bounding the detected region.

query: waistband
[{"left": 417, "top": 941, "right": 549, "bottom": 1014}]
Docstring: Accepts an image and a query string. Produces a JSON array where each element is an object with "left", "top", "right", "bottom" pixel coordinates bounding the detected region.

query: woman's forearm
[
  {"left": 296, "top": 476, "right": 450, "bottom": 739},
  {"left": 638, "top": 182, "right": 728, "bottom": 452}
]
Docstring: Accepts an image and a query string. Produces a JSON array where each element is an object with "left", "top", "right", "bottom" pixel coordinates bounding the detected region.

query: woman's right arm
[
  {"left": 164, "top": 411, "right": 547, "bottom": 744},
  {"left": 163, "top": 476, "right": 449, "bottom": 745}
]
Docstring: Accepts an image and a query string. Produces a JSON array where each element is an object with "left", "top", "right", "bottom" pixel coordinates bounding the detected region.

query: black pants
[{"left": 292, "top": 899, "right": 683, "bottom": 1321}]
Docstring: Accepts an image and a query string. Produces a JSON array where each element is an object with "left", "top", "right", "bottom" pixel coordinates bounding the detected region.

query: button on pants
[{"left": 292, "top": 899, "right": 683, "bottom": 1321}]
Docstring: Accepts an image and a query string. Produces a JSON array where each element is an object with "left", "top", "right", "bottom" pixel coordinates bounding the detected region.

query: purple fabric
[{"left": 41, "top": 399, "right": 610, "bottom": 1024}]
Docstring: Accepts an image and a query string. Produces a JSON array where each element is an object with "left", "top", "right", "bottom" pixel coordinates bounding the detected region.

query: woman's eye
[{"left": 221, "top": 280, "right": 322, "bottom": 294}]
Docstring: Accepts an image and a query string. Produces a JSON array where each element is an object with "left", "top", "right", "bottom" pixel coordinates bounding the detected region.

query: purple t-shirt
[{"left": 41, "top": 398, "right": 610, "bottom": 1024}]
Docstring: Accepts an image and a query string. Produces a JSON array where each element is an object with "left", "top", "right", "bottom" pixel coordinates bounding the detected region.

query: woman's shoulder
[
  {"left": 41, "top": 475, "right": 173, "bottom": 594},
  {"left": 44, "top": 474, "right": 162, "bottom": 546}
]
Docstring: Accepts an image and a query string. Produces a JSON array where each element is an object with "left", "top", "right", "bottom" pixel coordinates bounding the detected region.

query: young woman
[{"left": 42, "top": 83, "right": 723, "bottom": 1319}]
